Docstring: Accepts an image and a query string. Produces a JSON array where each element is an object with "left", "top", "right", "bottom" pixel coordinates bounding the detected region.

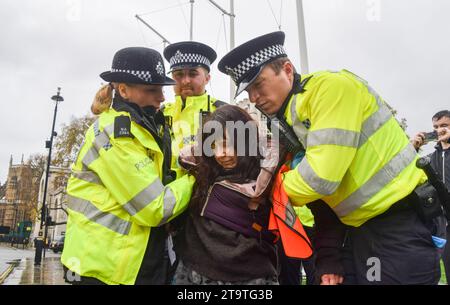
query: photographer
[{"left": 411, "top": 110, "right": 450, "bottom": 284}]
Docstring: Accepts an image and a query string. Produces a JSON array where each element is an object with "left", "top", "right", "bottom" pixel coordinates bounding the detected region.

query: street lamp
[
  {"left": 34, "top": 87, "right": 63, "bottom": 265},
  {"left": 10, "top": 178, "right": 18, "bottom": 247}
]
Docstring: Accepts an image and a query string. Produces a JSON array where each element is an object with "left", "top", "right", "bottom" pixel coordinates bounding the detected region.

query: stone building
[
  {"left": 32, "top": 165, "right": 70, "bottom": 244},
  {"left": 0, "top": 155, "right": 35, "bottom": 233}
]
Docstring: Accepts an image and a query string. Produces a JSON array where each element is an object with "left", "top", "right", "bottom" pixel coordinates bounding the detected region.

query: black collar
[
  {"left": 435, "top": 142, "right": 450, "bottom": 152},
  {"left": 112, "top": 95, "right": 163, "bottom": 148},
  {"left": 112, "top": 95, "right": 145, "bottom": 122},
  {"left": 142, "top": 105, "right": 166, "bottom": 127},
  {"left": 276, "top": 73, "right": 312, "bottom": 119}
]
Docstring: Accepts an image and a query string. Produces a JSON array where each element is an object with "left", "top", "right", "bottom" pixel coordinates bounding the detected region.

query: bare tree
[
  {"left": 27, "top": 114, "right": 94, "bottom": 223},
  {"left": 27, "top": 153, "right": 47, "bottom": 222},
  {"left": 385, "top": 102, "right": 408, "bottom": 132},
  {"left": 53, "top": 114, "right": 96, "bottom": 167}
]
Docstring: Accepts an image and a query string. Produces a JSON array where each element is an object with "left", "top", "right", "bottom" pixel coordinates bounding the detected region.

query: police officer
[
  {"left": 61, "top": 47, "right": 195, "bottom": 285},
  {"left": 218, "top": 31, "right": 445, "bottom": 285},
  {"left": 160, "top": 41, "right": 227, "bottom": 281},
  {"left": 34, "top": 230, "right": 44, "bottom": 266},
  {"left": 162, "top": 41, "right": 226, "bottom": 162}
]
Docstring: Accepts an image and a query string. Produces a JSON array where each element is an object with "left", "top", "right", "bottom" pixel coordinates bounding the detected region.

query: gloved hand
[{"left": 178, "top": 145, "right": 198, "bottom": 172}]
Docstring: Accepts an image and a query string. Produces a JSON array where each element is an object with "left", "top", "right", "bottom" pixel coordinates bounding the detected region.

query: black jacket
[
  {"left": 307, "top": 201, "right": 347, "bottom": 283},
  {"left": 179, "top": 182, "right": 278, "bottom": 282},
  {"left": 429, "top": 143, "right": 450, "bottom": 189}
]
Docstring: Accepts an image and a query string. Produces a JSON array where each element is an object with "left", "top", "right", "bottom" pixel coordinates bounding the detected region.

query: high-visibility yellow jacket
[
  {"left": 162, "top": 93, "right": 226, "bottom": 165},
  {"left": 282, "top": 70, "right": 426, "bottom": 227},
  {"left": 61, "top": 101, "right": 195, "bottom": 285},
  {"left": 293, "top": 206, "right": 314, "bottom": 228},
  {"left": 284, "top": 153, "right": 315, "bottom": 228}
]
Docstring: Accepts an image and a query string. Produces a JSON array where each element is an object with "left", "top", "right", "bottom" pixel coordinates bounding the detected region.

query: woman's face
[
  {"left": 118, "top": 83, "right": 165, "bottom": 109},
  {"left": 213, "top": 137, "right": 238, "bottom": 170}
]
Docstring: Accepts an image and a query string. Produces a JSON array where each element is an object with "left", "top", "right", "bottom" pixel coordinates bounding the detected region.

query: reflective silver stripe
[
  {"left": 123, "top": 179, "right": 165, "bottom": 216},
  {"left": 158, "top": 188, "right": 177, "bottom": 226},
  {"left": 93, "top": 119, "right": 100, "bottom": 136},
  {"left": 67, "top": 195, "right": 131, "bottom": 235},
  {"left": 358, "top": 104, "right": 392, "bottom": 148},
  {"left": 92, "top": 132, "right": 109, "bottom": 151},
  {"left": 290, "top": 72, "right": 394, "bottom": 150},
  {"left": 82, "top": 124, "right": 114, "bottom": 167},
  {"left": 307, "top": 128, "right": 360, "bottom": 148},
  {"left": 347, "top": 70, "right": 389, "bottom": 146},
  {"left": 290, "top": 95, "right": 307, "bottom": 147},
  {"left": 82, "top": 149, "right": 99, "bottom": 168},
  {"left": 71, "top": 170, "right": 102, "bottom": 185},
  {"left": 333, "top": 144, "right": 417, "bottom": 218},
  {"left": 284, "top": 203, "right": 297, "bottom": 227},
  {"left": 356, "top": 79, "right": 393, "bottom": 148},
  {"left": 298, "top": 158, "right": 340, "bottom": 195}
]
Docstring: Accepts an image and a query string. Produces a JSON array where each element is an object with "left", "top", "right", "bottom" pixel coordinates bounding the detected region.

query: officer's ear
[
  {"left": 282, "top": 61, "right": 295, "bottom": 81},
  {"left": 117, "top": 83, "right": 130, "bottom": 99},
  {"left": 202, "top": 67, "right": 211, "bottom": 83}
]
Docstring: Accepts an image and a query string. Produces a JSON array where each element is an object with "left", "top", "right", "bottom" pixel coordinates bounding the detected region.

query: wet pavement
[
  {"left": 2, "top": 257, "right": 67, "bottom": 285},
  {"left": 0, "top": 244, "right": 67, "bottom": 285}
]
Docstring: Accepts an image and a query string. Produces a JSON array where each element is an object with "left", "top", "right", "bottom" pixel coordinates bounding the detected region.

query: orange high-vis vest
[{"left": 269, "top": 163, "right": 313, "bottom": 259}]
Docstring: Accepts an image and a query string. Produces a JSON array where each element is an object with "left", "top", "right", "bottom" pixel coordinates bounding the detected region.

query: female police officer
[{"left": 61, "top": 47, "right": 195, "bottom": 285}]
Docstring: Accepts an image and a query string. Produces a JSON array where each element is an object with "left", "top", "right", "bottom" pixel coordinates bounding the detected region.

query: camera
[{"left": 423, "top": 131, "right": 438, "bottom": 143}]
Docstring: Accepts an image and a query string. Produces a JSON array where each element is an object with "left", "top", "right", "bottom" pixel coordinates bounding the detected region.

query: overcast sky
[{"left": 1, "top": 0, "right": 449, "bottom": 182}]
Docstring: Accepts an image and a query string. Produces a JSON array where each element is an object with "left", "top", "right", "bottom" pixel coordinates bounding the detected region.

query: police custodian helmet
[
  {"left": 164, "top": 41, "right": 217, "bottom": 73},
  {"left": 100, "top": 47, "right": 176, "bottom": 86},
  {"left": 218, "top": 31, "right": 287, "bottom": 97}
]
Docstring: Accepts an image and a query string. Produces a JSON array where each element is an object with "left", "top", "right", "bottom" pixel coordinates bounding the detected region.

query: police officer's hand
[
  {"left": 438, "top": 127, "right": 450, "bottom": 143},
  {"left": 320, "top": 274, "right": 344, "bottom": 285},
  {"left": 411, "top": 132, "right": 425, "bottom": 150}
]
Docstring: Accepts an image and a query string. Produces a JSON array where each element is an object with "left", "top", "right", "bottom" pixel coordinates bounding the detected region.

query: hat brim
[
  {"left": 234, "top": 65, "right": 264, "bottom": 98},
  {"left": 168, "top": 64, "right": 210, "bottom": 74},
  {"left": 234, "top": 54, "right": 288, "bottom": 97},
  {"left": 100, "top": 71, "right": 176, "bottom": 86}
]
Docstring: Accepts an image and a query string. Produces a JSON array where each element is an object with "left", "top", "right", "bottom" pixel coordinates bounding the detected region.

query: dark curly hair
[{"left": 189, "top": 105, "right": 262, "bottom": 213}]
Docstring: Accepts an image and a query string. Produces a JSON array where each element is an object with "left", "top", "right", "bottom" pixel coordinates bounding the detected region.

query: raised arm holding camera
[
  {"left": 412, "top": 110, "right": 450, "bottom": 151},
  {"left": 411, "top": 110, "right": 450, "bottom": 285}
]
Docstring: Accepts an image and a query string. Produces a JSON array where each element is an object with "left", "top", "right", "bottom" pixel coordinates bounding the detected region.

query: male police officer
[
  {"left": 162, "top": 41, "right": 226, "bottom": 161},
  {"left": 219, "top": 31, "right": 445, "bottom": 285},
  {"left": 161, "top": 41, "right": 227, "bottom": 280}
]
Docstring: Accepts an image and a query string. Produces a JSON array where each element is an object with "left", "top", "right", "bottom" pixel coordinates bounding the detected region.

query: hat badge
[
  {"left": 173, "top": 50, "right": 184, "bottom": 63},
  {"left": 156, "top": 61, "right": 164, "bottom": 76}
]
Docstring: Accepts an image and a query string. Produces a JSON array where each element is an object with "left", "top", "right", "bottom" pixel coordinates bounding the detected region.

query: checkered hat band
[
  {"left": 228, "top": 44, "right": 286, "bottom": 82},
  {"left": 169, "top": 52, "right": 211, "bottom": 67},
  {"left": 111, "top": 68, "right": 152, "bottom": 82}
]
